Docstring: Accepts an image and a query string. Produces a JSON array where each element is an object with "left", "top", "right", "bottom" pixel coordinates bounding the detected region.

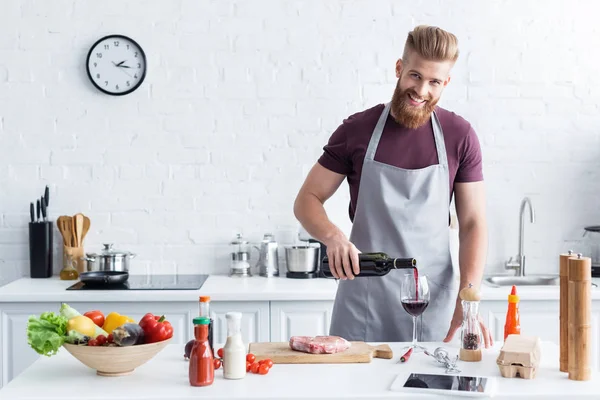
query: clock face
[{"left": 86, "top": 35, "right": 147, "bottom": 96}]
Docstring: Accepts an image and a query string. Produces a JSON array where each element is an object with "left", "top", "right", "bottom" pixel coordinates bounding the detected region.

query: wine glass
[{"left": 400, "top": 272, "right": 430, "bottom": 353}]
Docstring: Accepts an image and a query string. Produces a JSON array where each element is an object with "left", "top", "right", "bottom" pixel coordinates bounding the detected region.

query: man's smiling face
[{"left": 390, "top": 49, "right": 453, "bottom": 129}]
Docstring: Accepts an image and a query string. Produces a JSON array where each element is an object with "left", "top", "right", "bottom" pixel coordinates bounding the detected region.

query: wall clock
[{"left": 86, "top": 34, "right": 147, "bottom": 96}]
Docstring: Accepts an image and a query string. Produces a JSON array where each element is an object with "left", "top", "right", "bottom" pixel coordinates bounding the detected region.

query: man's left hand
[{"left": 442, "top": 301, "right": 493, "bottom": 348}]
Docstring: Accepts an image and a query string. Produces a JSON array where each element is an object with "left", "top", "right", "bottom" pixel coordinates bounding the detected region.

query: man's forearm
[
  {"left": 457, "top": 221, "right": 488, "bottom": 291},
  {"left": 293, "top": 192, "right": 345, "bottom": 245}
]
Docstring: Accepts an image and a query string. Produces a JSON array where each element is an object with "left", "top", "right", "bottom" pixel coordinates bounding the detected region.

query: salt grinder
[
  {"left": 567, "top": 253, "right": 592, "bottom": 381},
  {"left": 459, "top": 283, "right": 483, "bottom": 362},
  {"left": 559, "top": 250, "right": 573, "bottom": 373}
]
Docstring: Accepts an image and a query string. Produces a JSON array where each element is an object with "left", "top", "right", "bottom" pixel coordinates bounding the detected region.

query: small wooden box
[{"left": 496, "top": 335, "right": 541, "bottom": 379}]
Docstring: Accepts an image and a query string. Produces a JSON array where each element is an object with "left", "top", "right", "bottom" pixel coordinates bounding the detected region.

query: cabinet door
[
  {"left": 270, "top": 301, "right": 334, "bottom": 342},
  {"left": 210, "top": 301, "right": 270, "bottom": 345},
  {"left": 0, "top": 303, "right": 61, "bottom": 388},
  {"left": 64, "top": 302, "right": 194, "bottom": 344},
  {"left": 482, "top": 300, "right": 600, "bottom": 371}
]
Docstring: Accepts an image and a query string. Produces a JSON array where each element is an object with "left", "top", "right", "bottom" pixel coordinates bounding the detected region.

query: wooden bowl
[{"left": 62, "top": 339, "right": 171, "bottom": 376}]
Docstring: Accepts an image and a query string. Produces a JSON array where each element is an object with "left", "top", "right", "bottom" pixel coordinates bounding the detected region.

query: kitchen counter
[
  {"left": 1, "top": 274, "right": 599, "bottom": 303},
  {"left": 0, "top": 341, "right": 598, "bottom": 400}
]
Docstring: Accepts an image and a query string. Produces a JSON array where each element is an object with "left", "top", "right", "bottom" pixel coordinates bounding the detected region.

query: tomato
[
  {"left": 83, "top": 310, "right": 105, "bottom": 328},
  {"left": 250, "top": 362, "right": 260, "bottom": 374},
  {"left": 213, "top": 358, "right": 222, "bottom": 369},
  {"left": 260, "top": 359, "right": 274, "bottom": 368},
  {"left": 246, "top": 361, "right": 252, "bottom": 372},
  {"left": 88, "top": 339, "right": 98, "bottom": 346},
  {"left": 107, "top": 334, "right": 114, "bottom": 343},
  {"left": 96, "top": 335, "right": 107, "bottom": 346},
  {"left": 246, "top": 353, "right": 256, "bottom": 363},
  {"left": 217, "top": 348, "right": 224, "bottom": 358},
  {"left": 258, "top": 364, "right": 270, "bottom": 375}
]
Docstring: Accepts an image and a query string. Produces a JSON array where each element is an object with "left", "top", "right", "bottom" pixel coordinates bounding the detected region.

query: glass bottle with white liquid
[{"left": 223, "top": 312, "right": 246, "bottom": 379}]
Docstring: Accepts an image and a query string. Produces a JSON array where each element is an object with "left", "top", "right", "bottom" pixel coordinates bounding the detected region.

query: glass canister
[
  {"left": 229, "top": 234, "right": 252, "bottom": 277},
  {"left": 459, "top": 283, "right": 483, "bottom": 362}
]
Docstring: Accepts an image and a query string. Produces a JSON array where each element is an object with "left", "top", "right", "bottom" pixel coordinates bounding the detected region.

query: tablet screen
[{"left": 403, "top": 373, "right": 489, "bottom": 393}]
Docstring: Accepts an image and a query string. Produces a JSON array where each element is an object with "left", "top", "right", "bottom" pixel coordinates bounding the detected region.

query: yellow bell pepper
[{"left": 102, "top": 312, "right": 135, "bottom": 334}]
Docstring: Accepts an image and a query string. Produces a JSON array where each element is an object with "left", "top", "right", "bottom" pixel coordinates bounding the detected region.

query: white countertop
[
  {"left": 0, "top": 341, "right": 598, "bottom": 400},
  {"left": 1, "top": 275, "right": 599, "bottom": 303}
]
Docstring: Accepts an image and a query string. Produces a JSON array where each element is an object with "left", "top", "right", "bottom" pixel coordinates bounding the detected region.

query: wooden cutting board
[{"left": 248, "top": 341, "right": 393, "bottom": 364}]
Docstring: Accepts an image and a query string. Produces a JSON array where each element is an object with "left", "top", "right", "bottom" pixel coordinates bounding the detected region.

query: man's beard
[{"left": 390, "top": 81, "right": 438, "bottom": 129}]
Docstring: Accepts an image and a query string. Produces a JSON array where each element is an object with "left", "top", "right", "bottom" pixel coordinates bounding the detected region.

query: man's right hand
[{"left": 324, "top": 234, "right": 361, "bottom": 280}]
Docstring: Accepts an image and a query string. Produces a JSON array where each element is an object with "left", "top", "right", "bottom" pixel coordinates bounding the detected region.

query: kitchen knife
[
  {"left": 36, "top": 199, "right": 41, "bottom": 222},
  {"left": 40, "top": 196, "right": 47, "bottom": 222},
  {"left": 30, "top": 202, "right": 35, "bottom": 223},
  {"left": 44, "top": 185, "right": 49, "bottom": 208}
]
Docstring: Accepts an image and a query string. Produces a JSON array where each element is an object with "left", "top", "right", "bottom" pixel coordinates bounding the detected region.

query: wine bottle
[{"left": 320, "top": 252, "right": 416, "bottom": 278}]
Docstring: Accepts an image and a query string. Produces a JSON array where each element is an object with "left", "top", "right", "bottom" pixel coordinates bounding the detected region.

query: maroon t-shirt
[{"left": 318, "top": 103, "right": 484, "bottom": 222}]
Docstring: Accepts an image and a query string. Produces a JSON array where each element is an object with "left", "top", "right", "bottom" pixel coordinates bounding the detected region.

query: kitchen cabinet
[
  {"left": 0, "top": 303, "right": 61, "bottom": 386},
  {"left": 210, "top": 301, "right": 270, "bottom": 344},
  {"left": 270, "top": 301, "right": 334, "bottom": 341},
  {"left": 0, "top": 300, "right": 270, "bottom": 389},
  {"left": 480, "top": 300, "right": 600, "bottom": 371}
]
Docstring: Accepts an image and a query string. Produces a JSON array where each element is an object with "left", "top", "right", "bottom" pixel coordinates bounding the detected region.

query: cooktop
[{"left": 66, "top": 274, "right": 209, "bottom": 291}]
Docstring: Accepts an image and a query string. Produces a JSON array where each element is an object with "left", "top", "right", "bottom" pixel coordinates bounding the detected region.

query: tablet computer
[{"left": 390, "top": 372, "right": 498, "bottom": 397}]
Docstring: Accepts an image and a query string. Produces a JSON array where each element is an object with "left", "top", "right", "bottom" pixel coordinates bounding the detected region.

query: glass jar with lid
[{"left": 229, "top": 234, "right": 251, "bottom": 277}]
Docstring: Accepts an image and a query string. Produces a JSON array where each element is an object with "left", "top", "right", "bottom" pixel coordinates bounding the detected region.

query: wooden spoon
[
  {"left": 81, "top": 215, "right": 91, "bottom": 243},
  {"left": 56, "top": 216, "right": 71, "bottom": 247},
  {"left": 74, "top": 213, "right": 84, "bottom": 248}
]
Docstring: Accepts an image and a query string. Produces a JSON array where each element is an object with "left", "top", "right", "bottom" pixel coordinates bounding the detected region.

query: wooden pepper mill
[
  {"left": 568, "top": 253, "right": 592, "bottom": 381},
  {"left": 559, "top": 250, "right": 573, "bottom": 373},
  {"left": 459, "top": 283, "right": 483, "bottom": 362}
]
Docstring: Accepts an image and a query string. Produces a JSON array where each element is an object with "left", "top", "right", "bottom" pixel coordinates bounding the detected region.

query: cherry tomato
[
  {"left": 107, "top": 334, "right": 114, "bottom": 343},
  {"left": 258, "top": 364, "right": 270, "bottom": 375},
  {"left": 246, "top": 353, "right": 256, "bottom": 363},
  {"left": 246, "top": 361, "right": 252, "bottom": 372},
  {"left": 83, "top": 310, "right": 105, "bottom": 328},
  {"left": 88, "top": 339, "right": 98, "bottom": 346},
  {"left": 260, "top": 359, "right": 274, "bottom": 368},
  {"left": 213, "top": 358, "right": 222, "bottom": 369},
  {"left": 96, "top": 335, "right": 107, "bottom": 346},
  {"left": 217, "top": 348, "right": 224, "bottom": 358},
  {"left": 250, "top": 362, "right": 260, "bottom": 374}
]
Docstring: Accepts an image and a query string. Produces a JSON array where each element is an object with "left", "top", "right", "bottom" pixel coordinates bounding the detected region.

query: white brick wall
[{"left": 1, "top": 0, "right": 600, "bottom": 285}]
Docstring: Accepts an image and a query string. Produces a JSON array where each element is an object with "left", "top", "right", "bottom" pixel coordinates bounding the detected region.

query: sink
[{"left": 484, "top": 275, "right": 559, "bottom": 287}]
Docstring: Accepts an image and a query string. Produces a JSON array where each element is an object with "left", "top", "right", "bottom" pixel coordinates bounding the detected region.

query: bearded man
[{"left": 293, "top": 25, "right": 492, "bottom": 348}]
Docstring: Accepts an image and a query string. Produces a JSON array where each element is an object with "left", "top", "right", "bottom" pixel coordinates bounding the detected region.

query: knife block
[
  {"left": 29, "top": 222, "right": 53, "bottom": 278},
  {"left": 64, "top": 245, "right": 85, "bottom": 274}
]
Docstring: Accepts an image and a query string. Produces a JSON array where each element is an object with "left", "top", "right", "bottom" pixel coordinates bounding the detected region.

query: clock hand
[
  {"left": 116, "top": 60, "right": 126, "bottom": 67},
  {"left": 119, "top": 65, "right": 132, "bottom": 69}
]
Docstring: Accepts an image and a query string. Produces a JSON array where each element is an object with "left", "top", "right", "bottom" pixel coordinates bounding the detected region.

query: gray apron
[{"left": 329, "top": 102, "right": 457, "bottom": 342}]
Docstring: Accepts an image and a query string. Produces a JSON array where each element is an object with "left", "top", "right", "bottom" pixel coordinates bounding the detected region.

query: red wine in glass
[
  {"left": 401, "top": 299, "right": 429, "bottom": 317},
  {"left": 401, "top": 273, "right": 430, "bottom": 353}
]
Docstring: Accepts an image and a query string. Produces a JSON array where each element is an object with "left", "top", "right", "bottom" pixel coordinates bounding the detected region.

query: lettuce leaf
[{"left": 27, "top": 312, "right": 68, "bottom": 357}]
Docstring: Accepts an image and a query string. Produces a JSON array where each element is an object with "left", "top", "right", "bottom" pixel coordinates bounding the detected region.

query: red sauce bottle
[
  {"left": 189, "top": 317, "right": 214, "bottom": 387},
  {"left": 504, "top": 285, "right": 521, "bottom": 341}
]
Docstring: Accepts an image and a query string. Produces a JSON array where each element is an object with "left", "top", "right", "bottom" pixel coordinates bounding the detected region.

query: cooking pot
[
  {"left": 83, "top": 243, "right": 136, "bottom": 273},
  {"left": 285, "top": 245, "right": 320, "bottom": 273}
]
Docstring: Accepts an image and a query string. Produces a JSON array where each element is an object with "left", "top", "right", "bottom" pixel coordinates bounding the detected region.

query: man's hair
[{"left": 402, "top": 25, "right": 459, "bottom": 63}]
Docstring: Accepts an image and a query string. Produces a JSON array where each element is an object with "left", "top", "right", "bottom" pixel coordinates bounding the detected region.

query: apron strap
[
  {"left": 365, "top": 103, "right": 391, "bottom": 162},
  {"left": 365, "top": 103, "right": 448, "bottom": 168},
  {"left": 431, "top": 111, "right": 448, "bottom": 168}
]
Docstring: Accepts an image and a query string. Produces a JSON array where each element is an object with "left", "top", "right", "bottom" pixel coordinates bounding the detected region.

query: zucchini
[
  {"left": 59, "top": 303, "right": 108, "bottom": 339},
  {"left": 112, "top": 323, "right": 145, "bottom": 346}
]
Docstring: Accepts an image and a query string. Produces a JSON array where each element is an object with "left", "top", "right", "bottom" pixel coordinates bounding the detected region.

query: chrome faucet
[{"left": 505, "top": 197, "right": 535, "bottom": 276}]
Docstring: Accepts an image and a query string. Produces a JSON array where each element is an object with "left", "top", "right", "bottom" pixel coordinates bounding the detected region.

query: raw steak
[{"left": 289, "top": 335, "right": 351, "bottom": 354}]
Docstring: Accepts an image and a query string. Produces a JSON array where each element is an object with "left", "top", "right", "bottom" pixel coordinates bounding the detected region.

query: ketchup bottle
[
  {"left": 189, "top": 317, "right": 214, "bottom": 387},
  {"left": 504, "top": 285, "right": 521, "bottom": 341}
]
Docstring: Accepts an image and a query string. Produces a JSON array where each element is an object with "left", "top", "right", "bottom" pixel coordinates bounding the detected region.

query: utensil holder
[
  {"left": 28, "top": 222, "right": 53, "bottom": 278},
  {"left": 64, "top": 245, "right": 85, "bottom": 274}
]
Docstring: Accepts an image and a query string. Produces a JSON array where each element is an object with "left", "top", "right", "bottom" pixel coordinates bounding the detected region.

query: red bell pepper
[{"left": 139, "top": 313, "right": 174, "bottom": 344}]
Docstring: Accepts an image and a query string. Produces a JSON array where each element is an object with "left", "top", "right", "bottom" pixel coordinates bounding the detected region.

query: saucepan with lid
[{"left": 83, "top": 243, "right": 136, "bottom": 273}]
